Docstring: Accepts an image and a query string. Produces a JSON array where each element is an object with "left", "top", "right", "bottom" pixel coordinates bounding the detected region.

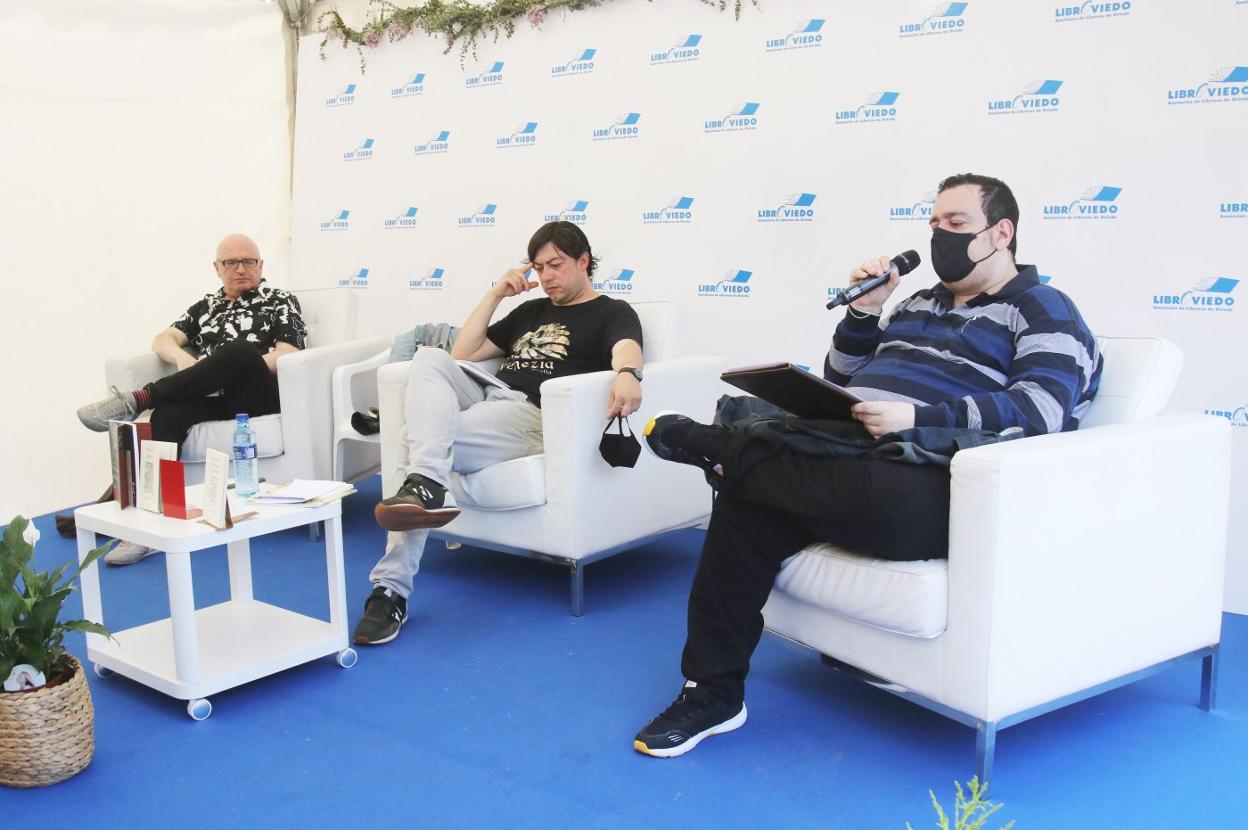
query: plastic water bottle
[{"left": 232, "top": 413, "right": 260, "bottom": 498}]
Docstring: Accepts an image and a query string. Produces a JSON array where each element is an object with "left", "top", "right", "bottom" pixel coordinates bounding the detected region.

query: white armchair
[
  {"left": 103, "top": 287, "right": 390, "bottom": 486},
  {"left": 761, "top": 337, "right": 1231, "bottom": 781},
  {"left": 376, "top": 302, "right": 726, "bottom": 615}
]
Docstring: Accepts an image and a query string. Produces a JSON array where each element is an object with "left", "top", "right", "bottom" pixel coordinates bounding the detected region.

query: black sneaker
[
  {"left": 374, "top": 473, "right": 460, "bottom": 532},
  {"left": 642, "top": 411, "right": 721, "bottom": 475},
  {"left": 633, "top": 681, "right": 748, "bottom": 758},
  {"left": 352, "top": 586, "right": 408, "bottom": 645}
]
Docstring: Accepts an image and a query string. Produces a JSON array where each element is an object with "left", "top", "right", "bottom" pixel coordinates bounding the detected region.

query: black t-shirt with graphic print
[
  {"left": 171, "top": 280, "right": 307, "bottom": 357},
  {"left": 485, "top": 295, "right": 643, "bottom": 406}
]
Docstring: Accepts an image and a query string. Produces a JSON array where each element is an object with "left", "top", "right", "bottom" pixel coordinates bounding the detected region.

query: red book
[{"left": 159, "top": 459, "right": 201, "bottom": 520}]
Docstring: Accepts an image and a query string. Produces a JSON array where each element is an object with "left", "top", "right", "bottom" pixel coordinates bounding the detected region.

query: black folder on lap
[{"left": 721, "top": 362, "right": 863, "bottom": 420}]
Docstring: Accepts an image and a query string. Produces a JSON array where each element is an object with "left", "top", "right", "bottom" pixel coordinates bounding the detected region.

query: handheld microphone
[{"left": 826, "top": 250, "right": 922, "bottom": 310}]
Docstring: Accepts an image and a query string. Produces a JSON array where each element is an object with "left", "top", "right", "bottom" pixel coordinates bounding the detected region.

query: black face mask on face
[
  {"left": 930, "top": 225, "right": 999, "bottom": 283},
  {"left": 599, "top": 416, "right": 641, "bottom": 468}
]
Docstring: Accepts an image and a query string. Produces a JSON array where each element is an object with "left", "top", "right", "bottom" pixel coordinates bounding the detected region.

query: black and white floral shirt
[{"left": 171, "top": 280, "right": 307, "bottom": 357}]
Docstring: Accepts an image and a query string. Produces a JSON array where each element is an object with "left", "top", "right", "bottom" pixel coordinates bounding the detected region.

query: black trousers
[
  {"left": 147, "top": 340, "right": 280, "bottom": 451},
  {"left": 681, "top": 438, "right": 951, "bottom": 704}
]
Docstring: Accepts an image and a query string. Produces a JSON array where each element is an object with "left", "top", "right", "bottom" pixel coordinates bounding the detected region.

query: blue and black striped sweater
[{"left": 825, "top": 265, "right": 1102, "bottom": 436}]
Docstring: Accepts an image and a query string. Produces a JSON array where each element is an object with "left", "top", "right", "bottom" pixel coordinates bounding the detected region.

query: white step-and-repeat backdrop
[{"left": 292, "top": 0, "right": 1248, "bottom": 607}]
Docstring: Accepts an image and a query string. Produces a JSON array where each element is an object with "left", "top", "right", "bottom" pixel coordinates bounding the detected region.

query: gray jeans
[{"left": 370, "top": 347, "right": 543, "bottom": 598}]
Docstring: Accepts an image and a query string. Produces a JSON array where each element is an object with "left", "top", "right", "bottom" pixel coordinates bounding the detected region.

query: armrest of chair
[
  {"left": 536, "top": 355, "right": 729, "bottom": 555},
  {"left": 274, "top": 336, "right": 391, "bottom": 480},
  {"left": 332, "top": 347, "right": 390, "bottom": 427},
  {"left": 943, "top": 412, "right": 1231, "bottom": 719},
  {"left": 104, "top": 352, "right": 177, "bottom": 392}
]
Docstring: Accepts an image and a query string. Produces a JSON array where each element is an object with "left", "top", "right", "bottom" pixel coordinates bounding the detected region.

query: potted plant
[{"left": 0, "top": 516, "right": 111, "bottom": 788}]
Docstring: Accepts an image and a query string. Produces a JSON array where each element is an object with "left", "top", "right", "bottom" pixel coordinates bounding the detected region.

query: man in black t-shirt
[{"left": 355, "top": 222, "right": 645, "bottom": 646}]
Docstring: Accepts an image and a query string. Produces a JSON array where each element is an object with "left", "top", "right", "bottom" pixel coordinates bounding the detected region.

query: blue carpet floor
[{"left": 7, "top": 477, "right": 1248, "bottom": 828}]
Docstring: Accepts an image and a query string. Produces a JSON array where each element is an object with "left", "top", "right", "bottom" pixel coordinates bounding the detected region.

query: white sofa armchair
[
  {"left": 376, "top": 302, "right": 726, "bottom": 615},
  {"left": 761, "top": 337, "right": 1231, "bottom": 781},
  {"left": 103, "top": 287, "right": 390, "bottom": 486}
]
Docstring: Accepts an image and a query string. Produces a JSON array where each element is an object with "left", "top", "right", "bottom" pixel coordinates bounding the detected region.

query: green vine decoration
[{"left": 319, "top": 0, "right": 758, "bottom": 71}]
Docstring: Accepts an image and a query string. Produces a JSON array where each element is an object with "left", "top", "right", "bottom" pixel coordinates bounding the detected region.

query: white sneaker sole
[
  {"left": 633, "top": 703, "right": 748, "bottom": 758},
  {"left": 641, "top": 410, "right": 687, "bottom": 462}
]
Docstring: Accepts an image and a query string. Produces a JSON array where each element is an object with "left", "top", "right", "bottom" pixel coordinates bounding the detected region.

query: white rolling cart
[{"left": 74, "top": 485, "right": 356, "bottom": 720}]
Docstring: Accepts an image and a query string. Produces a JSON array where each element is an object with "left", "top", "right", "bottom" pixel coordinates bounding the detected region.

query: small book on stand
[
  {"left": 109, "top": 420, "right": 153, "bottom": 508},
  {"left": 138, "top": 440, "right": 178, "bottom": 513},
  {"left": 159, "top": 459, "right": 202, "bottom": 520},
  {"left": 720, "top": 362, "right": 863, "bottom": 420}
]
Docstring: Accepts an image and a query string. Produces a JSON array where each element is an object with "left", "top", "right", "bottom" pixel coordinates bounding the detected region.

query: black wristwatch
[{"left": 617, "top": 367, "right": 643, "bottom": 382}]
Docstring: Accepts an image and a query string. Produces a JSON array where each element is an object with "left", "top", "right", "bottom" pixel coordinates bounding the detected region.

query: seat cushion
[
  {"left": 773, "top": 543, "right": 948, "bottom": 638},
  {"left": 180, "top": 414, "right": 285, "bottom": 462},
  {"left": 450, "top": 454, "right": 547, "bottom": 511}
]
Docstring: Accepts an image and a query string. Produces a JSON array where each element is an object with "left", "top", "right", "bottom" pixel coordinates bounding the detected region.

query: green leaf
[
  {"left": 60, "top": 618, "right": 112, "bottom": 638},
  {"left": 65, "top": 539, "right": 116, "bottom": 583}
]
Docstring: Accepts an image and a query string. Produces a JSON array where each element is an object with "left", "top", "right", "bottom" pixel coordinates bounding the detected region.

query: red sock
[{"left": 132, "top": 387, "right": 153, "bottom": 411}]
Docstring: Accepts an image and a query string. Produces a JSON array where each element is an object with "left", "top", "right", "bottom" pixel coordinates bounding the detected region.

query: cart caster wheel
[
  {"left": 445, "top": 541, "right": 462, "bottom": 550},
  {"left": 337, "top": 648, "right": 358, "bottom": 668},
  {"left": 93, "top": 663, "right": 115, "bottom": 679},
  {"left": 187, "top": 698, "right": 212, "bottom": 720}
]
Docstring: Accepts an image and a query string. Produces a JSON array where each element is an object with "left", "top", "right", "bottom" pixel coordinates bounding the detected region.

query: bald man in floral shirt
[{"left": 76, "top": 233, "right": 306, "bottom": 563}]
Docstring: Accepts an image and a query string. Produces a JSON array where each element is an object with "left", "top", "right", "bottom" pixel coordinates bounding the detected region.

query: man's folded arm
[{"left": 152, "top": 327, "right": 196, "bottom": 371}]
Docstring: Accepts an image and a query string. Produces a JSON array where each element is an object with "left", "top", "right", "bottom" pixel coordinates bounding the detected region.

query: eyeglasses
[{"left": 218, "top": 258, "right": 260, "bottom": 269}]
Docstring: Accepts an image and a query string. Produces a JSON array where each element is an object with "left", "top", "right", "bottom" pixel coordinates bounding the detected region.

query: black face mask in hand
[{"left": 599, "top": 416, "right": 641, "bottom": 468}]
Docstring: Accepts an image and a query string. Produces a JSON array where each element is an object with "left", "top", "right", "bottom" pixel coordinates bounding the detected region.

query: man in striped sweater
[{"left": 633, "top": 173, "right": 1102, "bottom": 758}]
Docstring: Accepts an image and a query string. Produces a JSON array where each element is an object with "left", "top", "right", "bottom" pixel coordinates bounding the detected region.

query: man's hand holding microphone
[{"left": 837, "top": 252, "right": 922, "bottom": 437}]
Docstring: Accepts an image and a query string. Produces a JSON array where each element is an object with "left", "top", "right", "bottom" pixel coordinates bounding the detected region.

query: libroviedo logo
[
  {"left": 414, "top": 130, "right": 450, "bottom": 155},
  {"left": 889, "top": 190, "right": 936, "bottom": 221},
  {"left": 988, "top": 80, "right": 1063, "bottom": 115},
  {"left": 899, "top": 2, "right": 969, "bottom": 38},
  {"left": 592, "top": 268, "right": 636, "bottom": 295},
  {"left": 705, "top": 102, "right": 761, "bottom": 133},
  {"left": 544, "top": 200, "right": 590, "bottom": 224},
  {"left": 1043, "top": 186, "right": 1123, "bottom": 220},
  {"left": 466, "top": 61, "right": 505, "bottom": 88},
  {"left": 497, "top": 121, "right": 538, "bottom": 149},
  {"left": 1205, "top": 406, "right": 1248, "bottom": 427},
  {"left": 343, "top": 138, "right": 374, "bottom": 162},
  {"left": 320, "top": 210, "right": 350, "bottom": 232},
  {"left": 390, "top": 73, "right": 426, "bottom": 98},
  {"left": 836, "top": 91, "right": 900, "bottom": 124},
  {"left": 325, "top": 84, "right": 356, "bottom": 108},
  {"left": 642, "top": 196, "right": 694, "bottom": 225},
  {"left": 409, "top": 267, "right": 446, "bottom": 291},
  {"left": 592, "top": 112, "right": 641, "bottom": 141},
  {"left": 765, "top": 19, "right": 825, "bottom": 51},
  {"left": 1055, "top": 1, "right": 1132, "bottom": 22},
  {"left": 651, "top": 35, "right": 702, "bottom": 65},
  {"left": 1167, "top": 66, "right": 1248, "bottom": 105},
  {"left": 552, "top": 49, "right": 596, "bottom": 77},
  {"left": 1222, "top": 200, "right": 1247, "bottom": 219},
  {"left": 1152, "top": 277, "right": 1238, "bottom": 312},
  {"left": 757, "top": 193, "right": 816, "bottom": 223},
  {"left": 338, "top": 268, "right": 369, "bottom": 289},
  {"left": 698, "top": 269, "right": 753, "bottom": 298},
  {"left": 384, "top": 207, "right": 418, "bottom": 229},
  {"left": 458, "top": 203, "right": 497, "bottom": 228}
]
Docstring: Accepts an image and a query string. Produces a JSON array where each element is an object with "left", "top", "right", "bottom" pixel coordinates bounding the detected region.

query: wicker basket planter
[{"left": 0, "top": 656, "right": 94, "bottom": 788}]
